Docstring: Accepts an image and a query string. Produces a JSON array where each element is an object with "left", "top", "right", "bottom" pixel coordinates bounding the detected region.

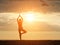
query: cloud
[
  {"left": 0, "top": 13, "right": 17, "bottom": 26},
  {"left": 0, "top": 16, "right": 9, "bottom": 26},
  {"left": 0, "top": 13, "right": 16, "bottom": 30},
  {"left": 0, "top": 0, "right": 60, "bottom": 13},
  {"left": 0, "top": 13, "right": 60, "bottom": 31},
  {"left": 49, "top": 25, "right": 60, "bottom": 31},
  {"left": 46, "top": 0, "right": 60, "bottom": 12}
]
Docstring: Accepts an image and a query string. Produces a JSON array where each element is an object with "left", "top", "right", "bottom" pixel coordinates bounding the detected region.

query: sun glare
[
  {"left": 25, "top": 12, "right": 35, "bottom": 22},
  {"left": 20, "top": 11, "right": 45, "bottom": 22},
  {"left": 21, "top": 11, "right": 36, "bottom": 22}
]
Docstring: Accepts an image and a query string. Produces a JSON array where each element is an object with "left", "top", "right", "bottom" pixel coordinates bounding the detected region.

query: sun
[
  {"left": 20, "top": 11, "right": 44, "bottom": 22},
  {"left": 25, "top": 12, "right": 35, "bottom": 22},
  {"left": 22, "top": 11, "right": 35, "bottom": 22}
]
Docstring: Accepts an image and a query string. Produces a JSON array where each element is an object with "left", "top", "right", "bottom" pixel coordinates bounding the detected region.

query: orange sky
[
  {"left": 0, "top": 12, "right": 60, "bottom": 40},
  {"left": 0, "top": 0, "right": 60, "bottom": 40}
]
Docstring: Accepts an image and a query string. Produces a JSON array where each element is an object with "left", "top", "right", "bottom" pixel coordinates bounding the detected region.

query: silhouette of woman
[{"left": 17, "top": 15, "right": 26, "bottom": 34}]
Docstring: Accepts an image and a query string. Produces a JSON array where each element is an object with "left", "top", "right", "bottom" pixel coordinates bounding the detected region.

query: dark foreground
[{"left": 0, "top": 40, "right": 60, "bottom": 45}]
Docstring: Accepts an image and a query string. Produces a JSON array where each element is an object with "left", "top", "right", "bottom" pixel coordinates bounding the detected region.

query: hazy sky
[
  {"left": 0, "top": 13, "right": 60, "bottom": 40},
  {"left": 0, "top": 0, "right": 60, "bottom": 40},
  {"left": 0, "top": 0, "right": 60, "bottom": 13}
]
